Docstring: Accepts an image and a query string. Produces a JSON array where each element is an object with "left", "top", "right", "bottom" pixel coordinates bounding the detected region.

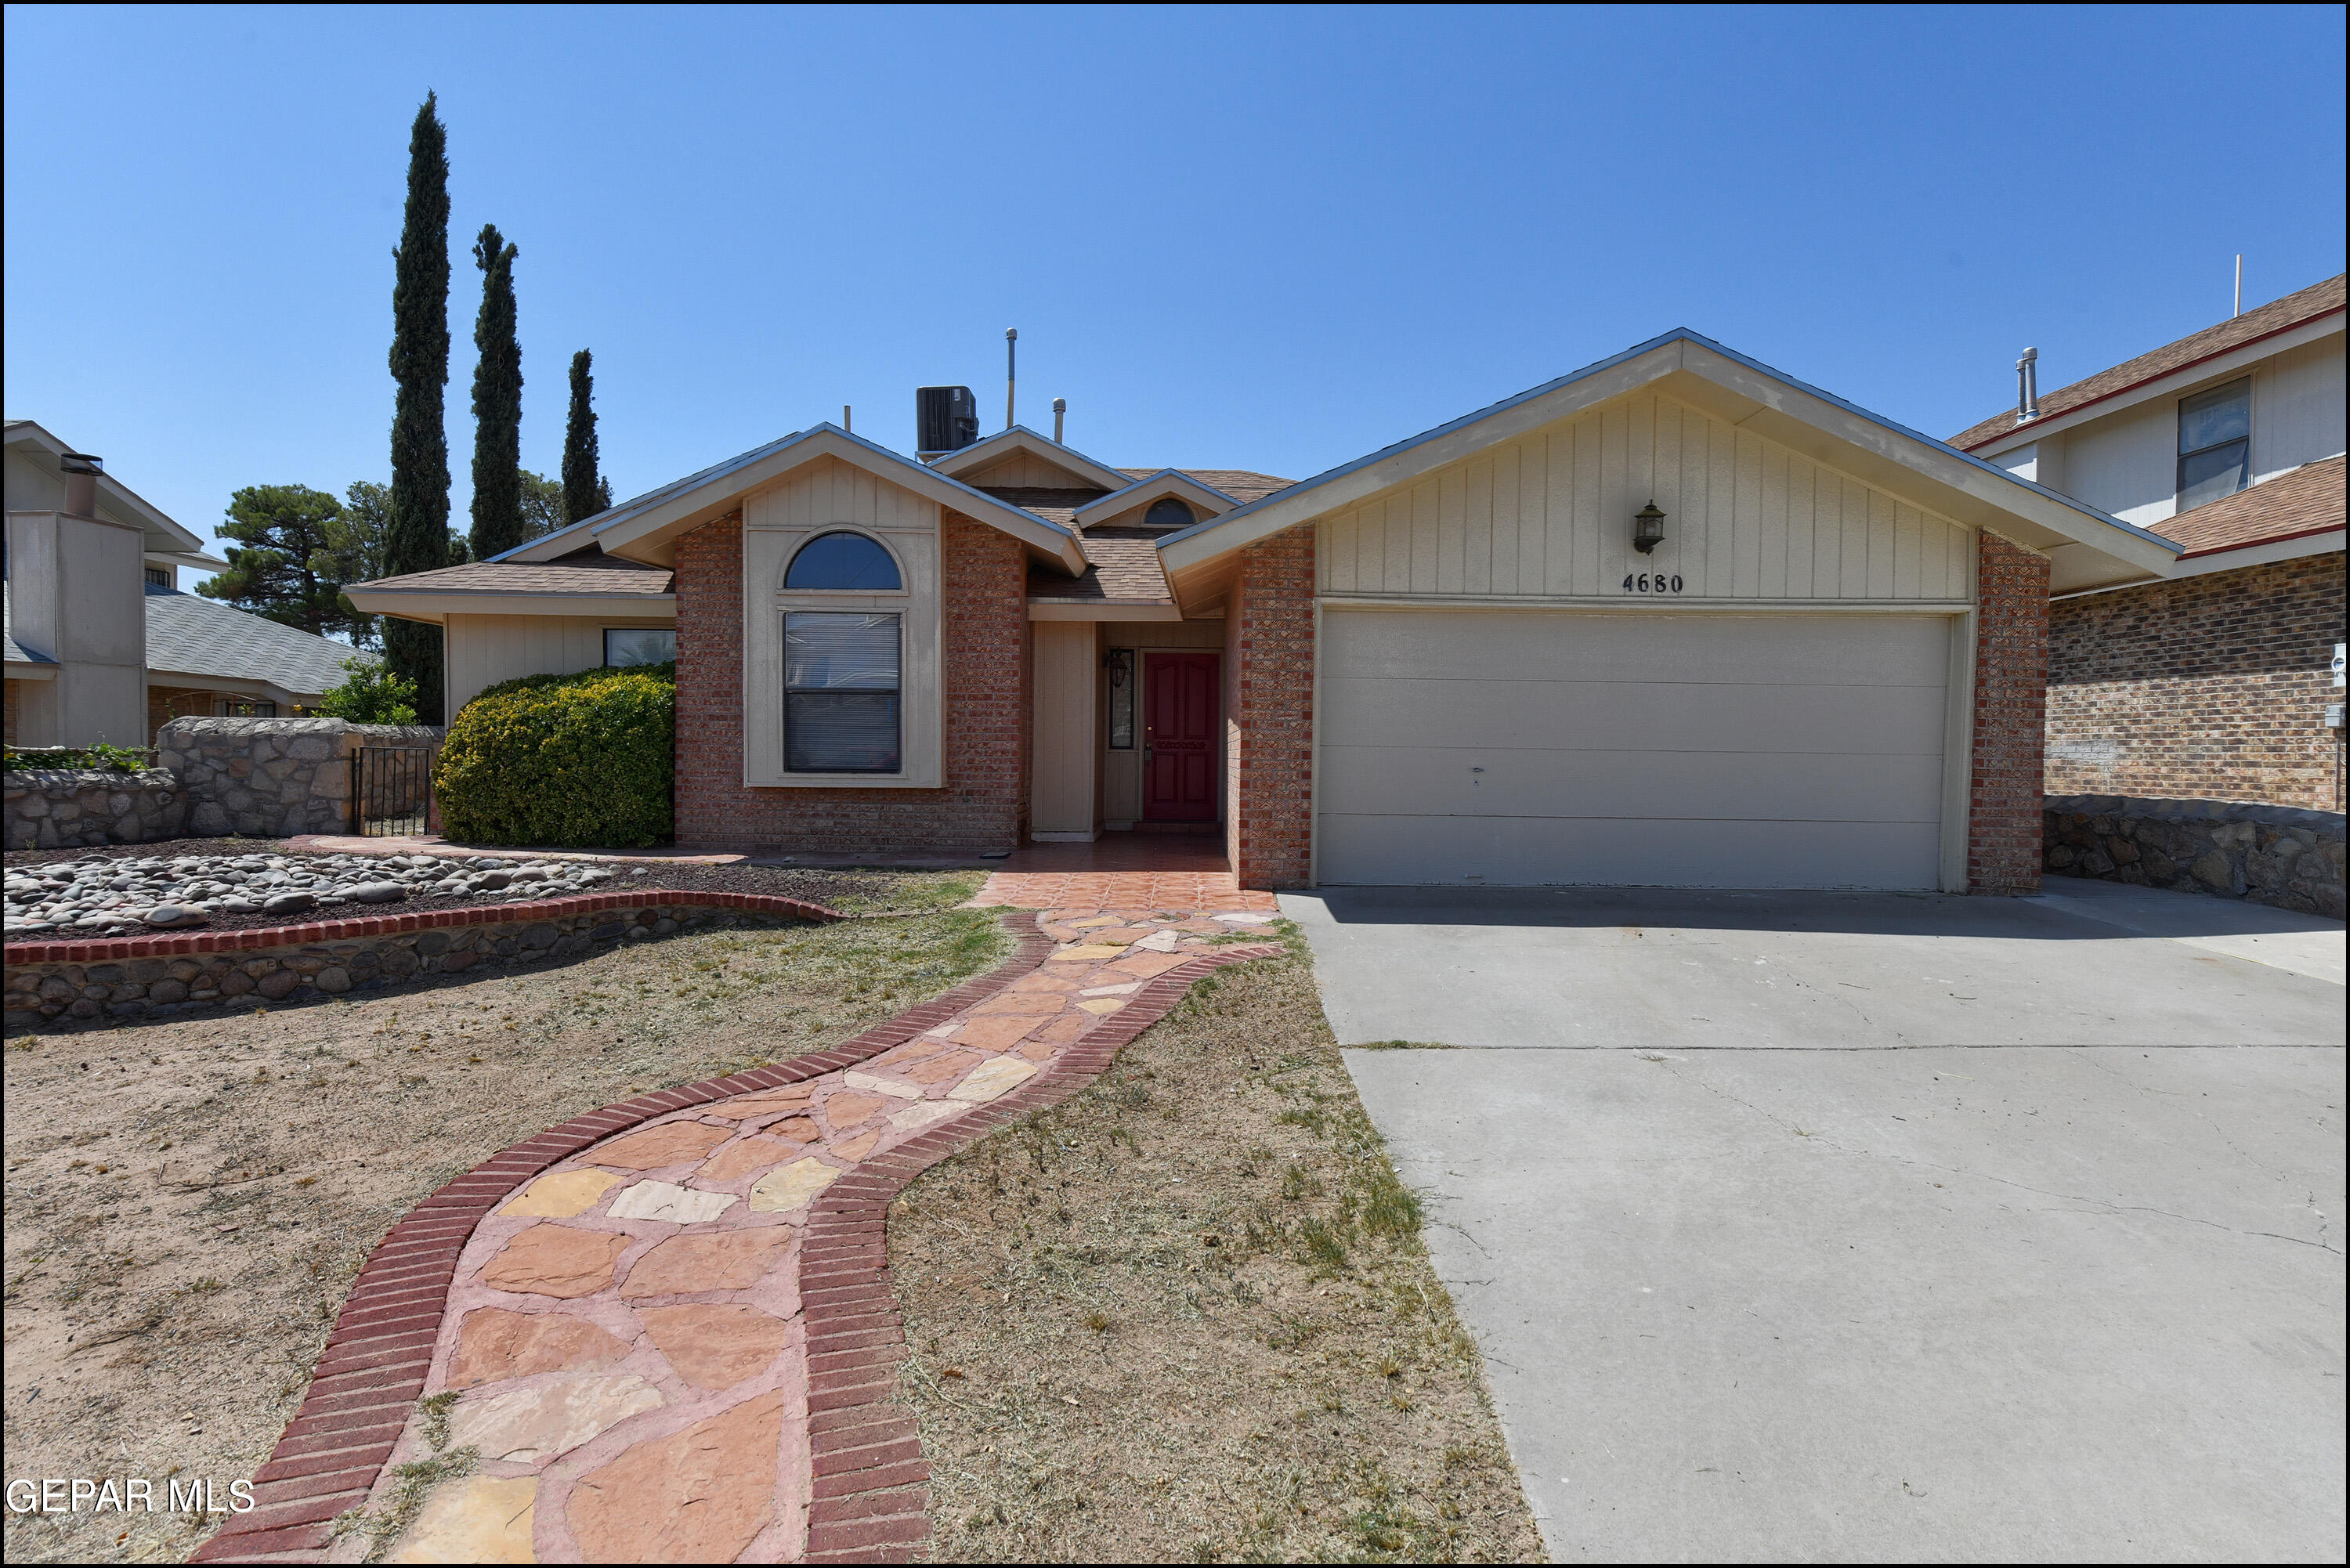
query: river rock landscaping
[{"left": 4, "top": 850, "right": 631, "bottom": 938}]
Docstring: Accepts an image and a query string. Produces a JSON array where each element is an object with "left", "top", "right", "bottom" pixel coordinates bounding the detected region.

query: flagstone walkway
[{"left": 204, "top": 898, "right": 1282, "bottom": 1565}]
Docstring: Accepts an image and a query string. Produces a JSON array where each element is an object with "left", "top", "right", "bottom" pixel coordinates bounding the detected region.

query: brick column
[
  {"left": 1227, "top": 529, "right": 1316, "bottom": 889},
  {"left": 1969, "top": 530, "right": 2050, "bottom": 894}
]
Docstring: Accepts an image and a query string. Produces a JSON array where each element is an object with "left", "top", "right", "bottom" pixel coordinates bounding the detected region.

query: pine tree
[
  {"left": 384, "top": 92, "right": 451, "bottom": 723},
  {"left": 467, "top": 222, "right": 524, "bottom": 560},
  {"left": 561, "top": 349, "right": 608, "bottom": 524},
  {"left": 199, "top": 484, "right": 350, "bottom": 635}
]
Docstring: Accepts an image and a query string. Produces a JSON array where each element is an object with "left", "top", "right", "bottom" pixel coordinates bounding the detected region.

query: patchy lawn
[
  {"left": 889, "top": 930, "right": 1544, "bottom": 1563},
  {"left": 1, "top": 875, "right": 1000, "bottom": 1566}
]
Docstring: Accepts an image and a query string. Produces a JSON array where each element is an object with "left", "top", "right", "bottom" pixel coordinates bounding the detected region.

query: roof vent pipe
[
  {"left": 60, "top": 450, "right": 103, "bottom": 518},
  {"left": 1004, "top": 327, "right": 1017, "bottom": 432},
  {"left": 2015, "top": 347, "right": 2040, "bottom": 425},
  {"left": 1053, "top": 397, "right": 1066, "bottom": 444}
]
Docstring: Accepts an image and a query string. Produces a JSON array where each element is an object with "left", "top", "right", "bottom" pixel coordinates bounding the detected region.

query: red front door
[{"left": 1143, "top": 652, "right": 1218, "bottom": 822}]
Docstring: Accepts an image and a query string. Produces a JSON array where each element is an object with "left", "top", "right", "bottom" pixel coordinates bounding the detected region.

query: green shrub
[
  {"left": 435, "top": 662, "right": 674, "bottom": 847},
  {"left": 313, "top": 656, "right": 419, "bottom": 724}
]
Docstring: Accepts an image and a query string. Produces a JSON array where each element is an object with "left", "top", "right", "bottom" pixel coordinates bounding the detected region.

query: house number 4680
[{"left": 1621, "top": 573, "right": 1683, "bottom": 593}]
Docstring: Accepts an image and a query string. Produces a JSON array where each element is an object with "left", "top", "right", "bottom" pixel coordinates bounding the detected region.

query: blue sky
[{"left": 5, "top": 5, "right": 2344, "bottom": 558}]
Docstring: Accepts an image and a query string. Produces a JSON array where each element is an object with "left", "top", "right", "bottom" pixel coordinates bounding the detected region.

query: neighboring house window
[
  {"left": 144, "top": 565, "right": 170, "bottom": 588},
  {"left": 604, "top": 627, "right": 675, "bottom": 667},
  {"left": 1144, "top": 497, "right": 1194, "bottom": 529},
  {"left": 2177, "top": 378, "right": 2251, "bottom": 511},
  {"left": 785, "top": 612, "right": 901, "bottom": 773},
  {"left": 784, "top": 530, "right": 902, "bottom": 590},
  {"left": 214, "top": 699, "right": 277, "bottom": 717}
]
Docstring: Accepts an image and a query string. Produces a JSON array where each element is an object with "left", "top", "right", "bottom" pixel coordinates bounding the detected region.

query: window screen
[
  {"left": 605, "top": 627, "right": 676, "bottom": 667},
  {"left": 2177, "top": 378, "right": 2251, "bottom": 511},
  {"left": 785, "top": 612, "right": 901, "bottom": 772}
]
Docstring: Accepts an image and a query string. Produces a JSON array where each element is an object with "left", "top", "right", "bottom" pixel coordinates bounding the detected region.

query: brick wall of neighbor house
[
  {"left": 674, "top": 510, "right": 1030, "bottom": 851},
  {"left": 2046, "top": 554, "right": 2346, "bottom": 811},
  {"left": 1224, "top": 529, "right": 1316, "bottom": 889},
  {"left": 1969, "top": 531, "right": 2052, "bottom": 895}
]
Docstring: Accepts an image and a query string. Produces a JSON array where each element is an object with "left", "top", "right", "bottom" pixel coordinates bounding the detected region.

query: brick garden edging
[
  {"left": 794, "top": 942, "right": 1282, "bottom": 1563},
  {"left": 3, "top": 890, "right": 845, "bottom": 1031},
  {"left": 188, "top": 910, "right": 1054, "bottom": 1564}
]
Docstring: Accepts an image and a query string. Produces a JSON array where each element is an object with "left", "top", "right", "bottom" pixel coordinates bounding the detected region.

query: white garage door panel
[
  {"left": 1318, "top": 745, "right": 1946, "bottom": 823},
  {"left": 1321, "top": 676, "right": 1947, "bottom": 756},
  {"left": 1325, "top": 609, "right": 1950, "bottom": 687},
  {"left": 1318, "top": 815, "right": 1943, "bottom": 889},
  {"left": 1316, "top": 609, "right": 1952, "bottom": 889}
]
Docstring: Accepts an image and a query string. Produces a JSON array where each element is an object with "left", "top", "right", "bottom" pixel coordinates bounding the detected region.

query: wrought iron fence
[{"left": 350, "top": 746, "right": 436, "bottom": 837}]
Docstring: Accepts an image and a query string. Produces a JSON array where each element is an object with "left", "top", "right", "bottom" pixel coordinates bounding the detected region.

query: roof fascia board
[
  {"left": 2055, "top": 529, "right": 2342, "bottom": 598},
  {"left": 4, "top": 661, "right": 58, "bottom": 679},
  {"left": 1971, "top": 310, "right": 2346, "bottom": 456},
  {"left": 146, "top": 669, "right": 310, "bottom": 705},
  {"left": 1072, "top": 469, "right": 1238, "bottom": 525},
  {"left": 1670, "top": 343, "right": 2178, "bottom": 573},
  {"left": 927, "top": 426, "right": 1135, "bottom": 492},
  {"left": 1159, "top": 338, "right": 1687, "bottom": 573},
  {"left": 584, "top": 426, "right": 1087, "bottom": 575}
]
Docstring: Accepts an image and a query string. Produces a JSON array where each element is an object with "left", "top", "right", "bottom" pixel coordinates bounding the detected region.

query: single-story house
[
  {"left": 1948, "top": 273, "right": 2345, "bottom": 812},
  {"left": 349, "top": 328, "right": 2181, "bottom": 891}
]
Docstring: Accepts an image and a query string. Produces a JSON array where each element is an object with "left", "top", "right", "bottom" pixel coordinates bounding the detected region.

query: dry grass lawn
[
  {"left": 890, "top": 931, "right": 1544, "bottom": 1563},
  {"left": 2, "top": 872, "right": 998, "bottom": 1566}
]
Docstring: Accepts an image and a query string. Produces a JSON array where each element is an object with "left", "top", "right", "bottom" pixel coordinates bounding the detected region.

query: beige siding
[
  {"left": 741, "top": 456, "right": 944, "bottom": 789},
  {"left": 958, "top": 450, "right": 1104, "bottom": 490},
  {"left": 445, "top": 614, "right": 675, "bottom": 714},
  {"left": 1317, "top": 392, "right": 1973, "bottom": 603},
  {"left": 1031, "top": 621, "right": 1097, "bottom": 836}
]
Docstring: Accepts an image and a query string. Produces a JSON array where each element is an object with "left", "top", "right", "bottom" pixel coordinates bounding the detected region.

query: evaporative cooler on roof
[{"left": 916, "top": 386, "right": 979, "bottom": 456}]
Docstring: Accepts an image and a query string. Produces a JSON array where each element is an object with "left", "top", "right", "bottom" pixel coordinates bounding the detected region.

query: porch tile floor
[
  {"left": 975, "top": 836, "right": 1278, "bottom": 913},
  {"left": 346, "top": 901, "right": 1282, "bottom": 1563}
]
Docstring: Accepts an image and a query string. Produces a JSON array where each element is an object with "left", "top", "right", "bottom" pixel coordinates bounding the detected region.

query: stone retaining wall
[
  {"left": 4, "top": 766, "right": 187, "bottom": 850},
  {"left": 157, "top": 717, "right": 443, "bottom": 840},
  {"left": 3, "top": 891, "right": 838, "bottom": 1031},
  {"left": 2043, "top": 793, "right": 2346, "bottom": 919}
]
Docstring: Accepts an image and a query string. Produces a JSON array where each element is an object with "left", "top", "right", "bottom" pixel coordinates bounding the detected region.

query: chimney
[
  {"left": 1053, "top": 398, "right": 1066, "bottom": 444},
  {"left": 60, "top": 450, "right": 103, "bottom": 517},
  {"left": 2014, "top": 349, "right": 2040, "bottom": 425}
]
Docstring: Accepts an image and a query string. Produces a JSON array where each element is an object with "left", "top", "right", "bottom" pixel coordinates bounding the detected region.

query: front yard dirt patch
[
  {"left": 1, "top": 881, "right": 1002, "bottom": 1566},
  {"left": 889, "top": 931, "right": 1544, "bottom": 1563}
]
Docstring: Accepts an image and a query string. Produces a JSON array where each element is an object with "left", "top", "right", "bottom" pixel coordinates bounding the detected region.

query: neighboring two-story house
[
  {"left": 1949, "top": 275, "right": 2346, "bottom": 811},
  {"left": 4, "top": 421, "right": 368, "bottom": 746}
]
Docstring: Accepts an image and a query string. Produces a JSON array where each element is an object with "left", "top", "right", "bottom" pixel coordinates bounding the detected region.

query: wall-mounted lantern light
[{"left": 1632, "top": 500, "right": 1667, "bottom": 555}]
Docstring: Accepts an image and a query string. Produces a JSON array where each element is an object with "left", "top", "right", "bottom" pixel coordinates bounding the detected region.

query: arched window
[
  {"left": 1144, "top": 497, "right": 1194, "bottom": 529},
  {"left": 785, "top": 530, "right": 902, "bottom": 591}
]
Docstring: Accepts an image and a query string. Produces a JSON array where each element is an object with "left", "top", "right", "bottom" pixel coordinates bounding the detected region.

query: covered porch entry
[{"left": 1030, "top": 616, "right": 1226, "bottom": 844}]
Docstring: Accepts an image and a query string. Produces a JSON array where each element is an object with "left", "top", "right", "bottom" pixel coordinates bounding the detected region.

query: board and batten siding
[
  {"left": 444, "top": 613, "right": 675, "bottom": 715},
  {"left": 1318, "top": 392, "right": 1975, "bottom": 603}
]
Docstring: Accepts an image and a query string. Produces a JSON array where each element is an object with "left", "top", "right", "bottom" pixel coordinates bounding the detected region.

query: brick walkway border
[
  {"left": 191, "top": 910, "right": 1057, "bottom": 1564},
  {"left": 794, "top": 943, "right": 1280, "bottom": 1563},
  {"left": 5, "top": 888, "right": 846, "bottom": 967}
]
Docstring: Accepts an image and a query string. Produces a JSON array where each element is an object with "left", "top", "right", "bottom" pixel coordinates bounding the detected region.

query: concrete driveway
[{"left": 1285, "top": 880, "right": 2345, "bottom": 1563}]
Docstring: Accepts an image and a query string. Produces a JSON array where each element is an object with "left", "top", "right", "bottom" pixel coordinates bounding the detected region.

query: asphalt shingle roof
[
  {"left": 1026, "top": 528, "right": 1179, "bottom": 605},
  {"left": 2156, "top": 455, "right": 2347, "bottom": 557},
  {"left": 1949, "top": 275, "right": 2347, "bottom": 451},
  {"left": 144, "top": 587, "right": 372, "bottom": 699},
  {"left": 3, "top": 582, "right": 53, "bottom": 666},
  {"left": 353, "top": 552, "right": 674, "bottom": 595}
]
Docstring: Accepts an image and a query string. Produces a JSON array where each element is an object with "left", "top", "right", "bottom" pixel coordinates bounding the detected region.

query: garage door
[{"left": 1316, "top": 609, "right": 1953, "bottom": 888}]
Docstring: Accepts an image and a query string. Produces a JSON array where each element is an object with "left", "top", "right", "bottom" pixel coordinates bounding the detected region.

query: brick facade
[
  {"left": 1224, "top": 529, "right": 1316, "bottom": 890},
  {"left": 1969, "top": 531, "right": 2052, "bottom": 894},
  {"left": 2046, "top": 553, "right": 2345, "bottom": 811},
  {"left": 673, "top": 510, "right": 1030, "bottom": 851}
]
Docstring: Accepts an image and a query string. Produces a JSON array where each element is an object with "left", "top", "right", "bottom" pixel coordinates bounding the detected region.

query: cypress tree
[
  {"left": 384, "top": 92, "right": 451, "bottom": 723},
  {"left": 561, "top": 349, "right": 607, "bottom": 525},
  {"left": 468, "top": 222, "right": 524, "bottom": 560}
]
